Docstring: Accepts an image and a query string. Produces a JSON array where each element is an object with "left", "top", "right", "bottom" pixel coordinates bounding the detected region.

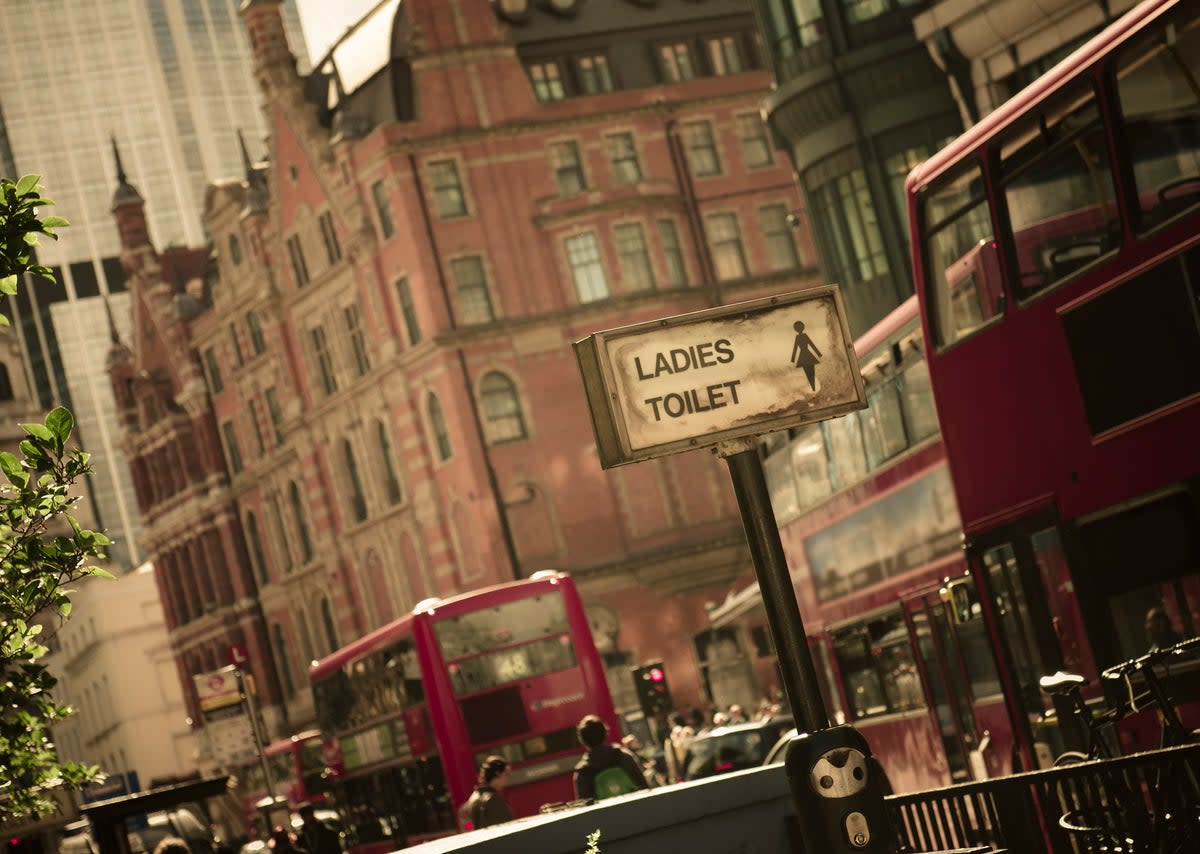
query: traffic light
[{"left": 632, "top": 660, "right": 673, "bottom": 719}]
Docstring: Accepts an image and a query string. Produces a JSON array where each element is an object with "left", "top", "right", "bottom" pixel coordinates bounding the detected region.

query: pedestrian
[
  {"left": 664, "top": 712, "right": 692, "bottom": 782},
  {"left": 152, "top": 839, "right": 192, "bottom": 854},
  {"left": 458, "top": 755, "right": 513, "bottom": 831},
  {"left": 1145, "top": 606, "right": 1184, "bottom": 652},
  {"left": 266, "top": 827, "right": 305, "bottom": 854},
  {"left": 573, "top": 715, "right": 649, "bottom": 801},
  {"left": 296, "top": 804, "right": 340, "bottom": 854},
  {"left": 621, "top": 734, "right": 661, "bottom": 788},
  {"left": 728, "top": 704, "right": 746, "bottom": 724}
]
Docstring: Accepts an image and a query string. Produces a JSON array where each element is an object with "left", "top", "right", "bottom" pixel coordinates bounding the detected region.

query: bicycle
[{"left": 1038, "top": 637, "right": 1200, "bottom": 852}]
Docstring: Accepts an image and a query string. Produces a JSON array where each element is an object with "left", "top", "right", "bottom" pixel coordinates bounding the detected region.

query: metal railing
[{"left": 886, "top": 743, "right": 1200, "bottom": 852}]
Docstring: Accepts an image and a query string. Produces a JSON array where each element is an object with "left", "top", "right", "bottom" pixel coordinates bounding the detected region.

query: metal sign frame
[{"left": 574, "top": 286, "right": 866, "bottom": 469}]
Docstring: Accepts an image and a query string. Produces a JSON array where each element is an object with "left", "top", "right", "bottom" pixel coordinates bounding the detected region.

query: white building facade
[{"left": 49, "top": 562, "right": 198, "bottom": 787}]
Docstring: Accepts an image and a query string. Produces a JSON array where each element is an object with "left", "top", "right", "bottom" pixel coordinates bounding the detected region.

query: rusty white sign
[{"left": 575, "top": 286, "right": 865, "bottom": 468}]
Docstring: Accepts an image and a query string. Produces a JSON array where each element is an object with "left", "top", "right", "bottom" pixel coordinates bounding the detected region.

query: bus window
[
  {"left": 921, "top": 162, "right": 1001, "bottom": 348},
  {"left": 1115, "top": 10, "right": 1200, "bottom": 232},
  {"left": 999, "top": 81, "right": 1118, "bottom": 297},
  {"left": 942, "top": 581, "right": 1004, "bottom": 700},
  {"left": 314, "top": 636, "right": 425, "bottom": 733},
  {"left": 435, "top": 591, "right": 569, "bottom": 659},
  {"left": 833, "top": 613, "right": 925, "bottom": 719}
]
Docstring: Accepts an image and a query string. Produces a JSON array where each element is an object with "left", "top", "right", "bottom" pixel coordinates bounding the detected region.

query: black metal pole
[{"left": 723, "top": 446, "right": 828, "bottom": 734}]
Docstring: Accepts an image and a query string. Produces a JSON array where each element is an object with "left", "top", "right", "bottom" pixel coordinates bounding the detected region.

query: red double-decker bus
[
  {"left": 712, "top": 296, "right": 1014, "bottom": 792},
  {"left": 309, "top": 571, "right": 617, "bottom": 851},
  {"left": 907, "top": 0, "right": 1200, "bottom": 769},
  {"left": 233, "top": 730, "right": 328, "bottom": 824}
]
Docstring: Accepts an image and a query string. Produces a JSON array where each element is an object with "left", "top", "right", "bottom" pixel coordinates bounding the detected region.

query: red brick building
[{"left": 114, "top": 0, "right": 824, "bottom": 747}]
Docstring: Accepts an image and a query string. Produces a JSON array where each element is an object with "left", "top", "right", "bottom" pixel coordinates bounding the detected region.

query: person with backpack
[
  {"left": 572, "top": 715, "right": 649, "bottom": 801},
  {"left": 458, "top": 756, "right": 513, "bottom": 831}
]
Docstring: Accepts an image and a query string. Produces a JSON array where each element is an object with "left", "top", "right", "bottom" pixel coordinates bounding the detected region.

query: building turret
[{"left": 110, "top": 138, "right": 149, "bottom": 253}]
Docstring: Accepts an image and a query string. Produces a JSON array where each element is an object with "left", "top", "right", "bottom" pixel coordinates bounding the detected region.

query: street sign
[
  {"left": 227, "top": 643, "right": 249, "bottom": 668},
  {"left": 193, "top": 666, "right": 242, "bottom": 713},
  {"left": 574, "top": 286, "right": 865, "bottom": 468}
]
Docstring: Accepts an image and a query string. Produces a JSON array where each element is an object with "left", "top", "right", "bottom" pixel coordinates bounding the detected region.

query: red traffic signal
[{"left": 648, "top": 667, "right": 664, "bottom": 683}]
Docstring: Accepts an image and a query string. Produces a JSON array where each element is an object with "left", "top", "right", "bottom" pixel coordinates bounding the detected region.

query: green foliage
[
  {"left": 1, "top": 174, "right": 65, "bottom": 329},
  {"left": 584, "top": 830, "right": 601, "bottom": 854},
  {"left": 0, "top": 176, "right": 103, "bottom": 823}
]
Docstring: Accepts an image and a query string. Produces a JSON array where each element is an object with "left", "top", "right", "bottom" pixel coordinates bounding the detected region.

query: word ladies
[{"left": 634, "top": 339, "right": 734, "bottom": 380}]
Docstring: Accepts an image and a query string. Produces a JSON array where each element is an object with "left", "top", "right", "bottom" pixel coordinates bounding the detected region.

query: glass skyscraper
[{"left": 0, "top": 0, "right": 309, "bottom": 569}]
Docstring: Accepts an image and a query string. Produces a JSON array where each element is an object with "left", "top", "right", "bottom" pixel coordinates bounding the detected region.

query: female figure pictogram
[{"left": 791, "top": 320, "right": 822, "bottom": 391}]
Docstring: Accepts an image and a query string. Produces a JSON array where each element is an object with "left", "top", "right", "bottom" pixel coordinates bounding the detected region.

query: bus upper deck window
[
  {"left": 1115, "top": 11, "right": 1200, "bottom": 233},
  {"left": 998, "top": 81, "right": 1118, "bottom": 297},
  {"left": 921, "top": 162, "right": 1003, "bottom": 348}
]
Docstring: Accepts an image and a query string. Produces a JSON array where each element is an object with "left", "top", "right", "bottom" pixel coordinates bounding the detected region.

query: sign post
[{"left": 576, "top": 287, "right": 892, "bottom": 853}]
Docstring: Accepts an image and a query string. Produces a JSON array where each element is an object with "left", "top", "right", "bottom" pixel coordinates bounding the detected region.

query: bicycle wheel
[
  {"left": 1052, "top": 750, "right": 1093, "bottom": 767},
  {"left": 1059, "top": 805, "right": 1145, "bottom": 853}
]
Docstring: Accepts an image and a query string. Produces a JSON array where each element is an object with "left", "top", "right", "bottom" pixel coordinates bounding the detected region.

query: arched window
[
  {"left": 320, "top": 597, "right": 339, "bottom": 655},
  {"left": 480, "top": 371, "right": 527, "bottom": 443},
  {"left": 342, "top": 439, "right": 367, "bottom": 523},
  {"left": 272, "top": 623, "right": 295, "bottom": 698},
  {"left": 269, "top": 492, "right": 293, "bottom": 572},
  {"left": 290, "top": 481, "right": 314, "bottom": 563},
  {"left": 244, "top": 511, "right": 269, "bottom": 585},
  {"left": 427, "top": 392, "right": 452, "bottom": 461},
  {"left": 0, "top": 362, "right": 13, "bottom": 402},
  {"left": 377, "top": 421, "right": 403, "bottom": 504}
]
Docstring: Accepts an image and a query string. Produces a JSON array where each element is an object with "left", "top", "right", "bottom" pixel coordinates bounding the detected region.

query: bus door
[{"left": 968, "top": 517, "right": 1074, "bottom": 770}]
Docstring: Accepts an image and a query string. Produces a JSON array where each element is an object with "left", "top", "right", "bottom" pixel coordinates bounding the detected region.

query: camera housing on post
[{"left": 783, "top": 725, "right": 892, "bottom": 853}]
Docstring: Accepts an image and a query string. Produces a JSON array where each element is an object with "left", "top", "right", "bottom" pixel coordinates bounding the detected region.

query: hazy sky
[{"left": 295, "top": 0, "right": 381, "bottom": 65}]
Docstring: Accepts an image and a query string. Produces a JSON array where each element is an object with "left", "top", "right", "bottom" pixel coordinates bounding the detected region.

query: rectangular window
[
  {"left": 1116, "top": 15, "right": 1200, "bottom": 233},
  {"left": 550, "top": 140, "right": 586, "bottom": 194},
  {"left": 286, "top": 235, "right": 310, "bottom": 286},
  {"left": 221, "top": 420, "right": 243, "bottom": 474},
  {"left": 682, "top": 121, "right": 721, "bottom": 177},
  {"left": 706, "top": 35, "right": 744, "bottom": 75},
  {"left": 429, "top": 159, "right": 468, "bottom": 218},
  {"left": 736, "top": 113, "right": 773, "bottom": 168},
  {"left": 1000, "top": 82, "right": 1117, "bottom": 297},
  {"left": 229, "top": 324, "right": 244, "bottom": 366},
  {"left": 614, "top": 223, "right": 655, "bottom": 292},
  {"left": 564, "top": 232, "right": 609, "bottom": 303},
  {"left": 528, "top": 61, "right": 565, "bottom": 102},
  {"left": 809, "top": 166, "right": 890, "bottom": 287},
  {"left": 203, "top": 347, "right": 223, "bottom": 394},
  {"left": 920, "top": 163, "right": 1000, "bottom": 348},
  {"left": 371, "top": 180, "right": 395, "bottom": 239},
  {"left": 247, "top": 311, "right": 266, "bottom": 355},
  {"left": 606, "top": 133, "right": 642, "bottom": 185},
  {"left": 396, "top": 277, "right": 421, "bottom": 345},
  {"left": 659, "top": 42, "right": 696, "bottom": 82},
  {"left": 318, "top": 211, "right": 341, "bottom": 264},
  {"left": 576, "top": 53, "right": 614, "bottom": 94},
  {"left": 706, "top": 213, "right": 748, "bottom": 280},
  {"left": 265, "top": 387, "right": 284, "bottom": 444},
  {"left": 760, "top": 204, "right": 800, "bottom": 271},
  {"left": 658, "top": 219, "right": 688, "bottom": 287},
  {"left": 249, "top": 400, "right": 266, "bottom": 456},
  {"left": 449, "top": 256, "right": 495, "bottom": 324},
  {"left": 310, "top": 324, "right": 337, "bottom": 395},
  {"left": 832, "top": 613, "right": 925, "bottom": 719},
  {"left": 343, "top": 304, "right": 370, "bottom": 376}
]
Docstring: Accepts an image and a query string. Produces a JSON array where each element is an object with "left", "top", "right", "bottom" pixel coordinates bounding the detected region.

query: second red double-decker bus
[
  {"left": 907, "top": 0, "right": 1200, "bottom": 770},
  {"left": 309, "top": 571, "right": 617, "bottom": 851},
  {"left": 233, "top": 730, "right": 327, "bottom": 824}
]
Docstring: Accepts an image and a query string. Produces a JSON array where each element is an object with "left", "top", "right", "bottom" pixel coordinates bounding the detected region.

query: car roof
[{"left": 692, "top": 716, "right": 793, "bottom": 738}]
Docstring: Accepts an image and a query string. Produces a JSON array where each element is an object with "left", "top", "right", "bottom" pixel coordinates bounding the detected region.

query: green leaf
[
  {"left": 0, "top": 451, "right": 28, "bottom": 488},
  {"left": 21, "top": 423, "right": 53, "bottom": 443},
  {"left": 0, "top": 275, "right": 16, "bottom": 295},
  {"left": 40, "top": 216, "right": 69, "bottom": 229},
  {"left": 23, "top": 232, "right": 39, "bottom": 247},
  {"left": 87, "top": 567, "right": 116, "bottom": 580},
  {"left": 45, "top": 407, "right": 73, "bottom": 444},
  {"left": 15, "top": 174, "right": 40, "bottom": 196},
  {"left": 59, "top": 601, "right": 72, "bottom": 617}
]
